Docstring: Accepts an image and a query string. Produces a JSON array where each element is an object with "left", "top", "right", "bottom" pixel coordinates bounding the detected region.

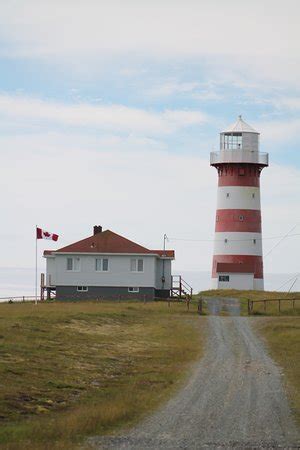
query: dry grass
[
  {"left": 254, "top": 317, "right": 300, "bottom": 425},
  {"left": 200, "top": 289, "right": 300, "bottom": 315},
  {"left": 0, "top": 301, "right": 205, "bottom": 449}
]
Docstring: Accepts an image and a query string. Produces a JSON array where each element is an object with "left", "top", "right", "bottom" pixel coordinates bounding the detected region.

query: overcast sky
[{"left": 0, "top": 0, "right": 300, "bottom": 292}]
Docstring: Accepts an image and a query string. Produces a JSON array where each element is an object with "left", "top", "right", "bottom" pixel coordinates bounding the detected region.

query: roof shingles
[{"left": 43, "top": 230, "right": 174, "bottom": 258}]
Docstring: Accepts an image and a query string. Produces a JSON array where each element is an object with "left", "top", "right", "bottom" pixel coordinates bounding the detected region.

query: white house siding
[
  {"left": 46, "top": 254, "right": 157, "bottom": 288},
  {"left": 217, "top": 186, "right": 261, "bottom": 210},
  {"left": 46, "top": 257, "right": 56, "bottom": 286},
  {"left": 155, "top": 259, "right": 172, "bottom": 290}
]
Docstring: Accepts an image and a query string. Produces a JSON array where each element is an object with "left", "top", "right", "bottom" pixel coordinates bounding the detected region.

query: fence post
[
  {"left": 179, "top": 276, "right": 182, "bottom": 298},
  {"left": 279, "top": 299, "right": 281, "bottom": 313},
  {"left": 198, "top": 297, "right": 203, "bottom": 315},
  {"left": 186, "top": 298, "right": 190, "bottom": 311}
]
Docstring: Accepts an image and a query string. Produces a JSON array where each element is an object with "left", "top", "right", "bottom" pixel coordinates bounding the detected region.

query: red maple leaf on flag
[{"left": 36, "top": 227, "right": 59, "bottom": 241}]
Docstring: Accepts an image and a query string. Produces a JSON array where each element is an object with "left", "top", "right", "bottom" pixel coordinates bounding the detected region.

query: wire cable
[
  {"left": 264, "top": 224, "right": 299, "bottom": 258},
  {"left": 167, "top": 233, "right": 300, "bottom": 244}
]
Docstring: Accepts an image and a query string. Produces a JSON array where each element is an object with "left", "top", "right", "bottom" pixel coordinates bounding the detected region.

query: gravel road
[{"left": 88, "top": 298, "right": 300, "bottom": 449}]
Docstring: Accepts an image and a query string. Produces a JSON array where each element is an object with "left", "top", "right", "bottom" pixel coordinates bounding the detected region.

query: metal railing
[{"left": 210, "top": 150, "right": 269, "bottom": 166}]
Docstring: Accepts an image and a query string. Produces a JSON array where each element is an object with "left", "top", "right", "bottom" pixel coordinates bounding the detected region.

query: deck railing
[
  {"left": 171, "top": 275, "right": 193, "bottom": 299},
  {"left": 210, "top": 150, "right": 269, "bottom": 166}
]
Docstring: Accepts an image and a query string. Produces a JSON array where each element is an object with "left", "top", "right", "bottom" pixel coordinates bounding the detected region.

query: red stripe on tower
[
  {"left": 217, "top": 164, "right": 262, "bottom": 187},
  {"left": 210, "top": 116, "right": 268, "bottom": 291},
  {"left": 215, "top": 209, "right": 262, "bottom": 233}
]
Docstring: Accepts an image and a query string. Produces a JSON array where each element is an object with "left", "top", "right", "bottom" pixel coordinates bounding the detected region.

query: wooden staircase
[{"left": 171, "top": 275, "right": 193, "bottom": 300}]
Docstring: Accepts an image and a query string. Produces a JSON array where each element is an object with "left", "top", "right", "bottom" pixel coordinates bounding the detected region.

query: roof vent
[{"left": 93, "top": 225, "right": 102, "bottom": 235}]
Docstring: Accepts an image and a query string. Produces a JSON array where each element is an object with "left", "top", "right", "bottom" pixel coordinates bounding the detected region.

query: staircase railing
[{"left": 171, "top": 275, "right": 193, "bottom": 299}]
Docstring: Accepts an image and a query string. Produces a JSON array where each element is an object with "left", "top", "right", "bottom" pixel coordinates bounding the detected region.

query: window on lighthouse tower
[{"left": 223, "top": 133, "right": 242, "bottom": 150}]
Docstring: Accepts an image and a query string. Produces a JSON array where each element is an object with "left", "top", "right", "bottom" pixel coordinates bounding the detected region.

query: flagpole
[{"left": 35, "top": 225, "right": 38, "bottom": 305}]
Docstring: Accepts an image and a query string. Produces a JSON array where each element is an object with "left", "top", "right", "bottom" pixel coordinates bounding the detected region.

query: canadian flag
[{"left": 36, "top": 227, "right": 59, "bottom": 241}]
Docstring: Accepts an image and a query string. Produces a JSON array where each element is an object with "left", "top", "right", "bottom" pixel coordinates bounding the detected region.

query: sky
[{"left": 0, "top": 0, "right": 300, "bottom": 295}]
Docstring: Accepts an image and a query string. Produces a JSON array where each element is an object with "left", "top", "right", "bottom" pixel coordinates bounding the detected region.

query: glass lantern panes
[{"left": 222, "top": 133, "right": 242, "bottom": 150}]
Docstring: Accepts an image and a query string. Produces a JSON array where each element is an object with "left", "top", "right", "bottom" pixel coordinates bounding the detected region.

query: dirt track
[{"left": 89, "top": 298, "right": 300, "bottom": 449}]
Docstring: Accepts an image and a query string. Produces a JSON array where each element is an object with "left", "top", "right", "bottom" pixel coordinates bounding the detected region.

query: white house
[{"left": 43, "top": 226, "right": 175, "bottom": 300}]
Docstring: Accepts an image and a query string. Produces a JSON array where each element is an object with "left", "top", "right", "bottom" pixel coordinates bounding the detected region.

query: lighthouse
[{"left": 210, "top": 116, "right": 269, "bottom": 290}]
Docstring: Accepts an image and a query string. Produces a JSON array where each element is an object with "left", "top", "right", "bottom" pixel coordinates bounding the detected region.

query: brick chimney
[{"left": 93, "top": 225, "right": 102, "bottom": 235}]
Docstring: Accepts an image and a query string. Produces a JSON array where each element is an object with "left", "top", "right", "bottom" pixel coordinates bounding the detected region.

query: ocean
[{"left": 0, "top": 267, "right": 299, "bottom": 301}]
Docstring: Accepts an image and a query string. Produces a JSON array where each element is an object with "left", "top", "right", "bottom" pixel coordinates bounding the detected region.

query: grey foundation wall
[{"left": 56, "top": 286, "right": 169, "bottom": 301}]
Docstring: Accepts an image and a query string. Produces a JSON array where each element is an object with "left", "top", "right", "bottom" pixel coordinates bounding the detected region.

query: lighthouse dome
[{"left": 223, "top": 115, "right": 258, "bottom": 134}]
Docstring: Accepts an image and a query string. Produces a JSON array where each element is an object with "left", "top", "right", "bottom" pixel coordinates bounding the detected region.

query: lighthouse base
[{"left": 211, "top": 276, "right": 264, "bottom": 291}]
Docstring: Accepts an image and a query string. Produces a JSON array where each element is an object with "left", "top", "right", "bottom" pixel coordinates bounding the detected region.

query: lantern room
[{"left": 220, "top": 115, "right": 259, "bottom": 153}]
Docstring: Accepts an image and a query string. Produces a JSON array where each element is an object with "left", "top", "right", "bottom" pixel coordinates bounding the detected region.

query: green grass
[
  {"left": 254, "top": 317, "right": 300, "bottom": 425},
  {"left": 200, "top": 290, "right": 300, "bottom": 316},
  {"left": 0, "top": 301, "right": 205, "bottom": 450}
]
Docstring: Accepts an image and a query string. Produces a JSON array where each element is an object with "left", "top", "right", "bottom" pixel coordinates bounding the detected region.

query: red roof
[
  {"left": 151, "top": 250, "right": 175, "bottom": 258},
  {"left": 43, "top": 229, "right": 175, "bottom": 258},
  {"left": 217, "top": 262, "right": 255, "bottom": 274}
]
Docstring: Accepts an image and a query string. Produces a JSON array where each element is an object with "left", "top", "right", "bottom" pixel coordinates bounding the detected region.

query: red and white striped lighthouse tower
[{"left": 210, "top": 116, "right": 269, "bottom": 290}]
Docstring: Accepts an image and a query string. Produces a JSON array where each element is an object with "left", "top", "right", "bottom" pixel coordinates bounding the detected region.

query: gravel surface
[{"left": 88, "top": 298, "right": 300, "bottom": 449}]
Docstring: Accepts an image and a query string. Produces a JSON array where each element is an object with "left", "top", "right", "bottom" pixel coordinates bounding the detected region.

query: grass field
[
  {"left": 0, "top": 300, "right": 205, "bottom": 450},
  {"left": 200, "top": 290, "right": 300, "bottom": 316},
  {"left": 254, "top": 317, "right": 300, "bottom": 426}
]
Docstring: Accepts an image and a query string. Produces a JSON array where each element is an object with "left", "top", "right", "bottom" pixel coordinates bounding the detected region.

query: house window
[
  {"left": 77, "top": 286, "right": 88, "bottom": 292},
  {"left": 130, "top": 258, "right": 144, "bottom": 272},
  {"left": 252, "top": 193, "right": 255, "bottom": 198},
  {"left": 95, "top": 258, "right": 109, "bottom": 271},
  {"left": 239, "top": 215, "right": 244, "bottom": 221},
  {"left": 66, "top": 257, "right": 80, "bottom": 271},
  {"left": 219, "top": 275, "right": 230, "bottom": 282},
  {"left": 226, "top": 193, "right": 230, "bottom": 198},
  {"left": 224, "top": 238, "right": 228, "bottom": 243},
  {"left": 253, "top": 239, "right": 256, "bottom": 244},
  {"left": 128, "top": 287, "right": 139, "bottom": 293}
]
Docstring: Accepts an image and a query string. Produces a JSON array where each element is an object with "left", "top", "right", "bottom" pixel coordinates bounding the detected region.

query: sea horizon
[{"left": 0, "top": 267, "right": 299, "bottom": 300}]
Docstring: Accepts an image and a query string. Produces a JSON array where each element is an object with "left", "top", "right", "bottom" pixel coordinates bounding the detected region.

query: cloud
[
  {"left": 257, "top": 118, "right": 300, "bottom": 143},
  {"left": 0, "top": 130, "right": 299, "bottom": 277},
  {"left": 0, "top": 94, "right": 208, "bottom": 135},
  {"left": 147, "top": 81, "right": 200, "bottom": 97},
  {"left": 0, "top": 1, "right": 299, "bottom": 85},
  {"left": 273, "top": 97, "right": 300, "bottom": 111},
  {"left": 146, "top": 80, "right": 223, "bottom": 102}
]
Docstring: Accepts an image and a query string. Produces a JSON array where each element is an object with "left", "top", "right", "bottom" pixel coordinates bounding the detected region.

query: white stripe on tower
[{"left": 217, "top": 186, "right": 261, "bottom": 210}]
